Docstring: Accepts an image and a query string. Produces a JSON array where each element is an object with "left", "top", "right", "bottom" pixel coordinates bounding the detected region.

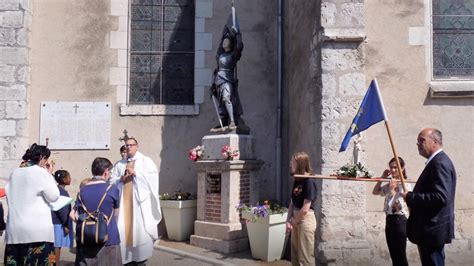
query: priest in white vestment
[{"left": 110, "top": 137, "right": 162, "bottom": 264}]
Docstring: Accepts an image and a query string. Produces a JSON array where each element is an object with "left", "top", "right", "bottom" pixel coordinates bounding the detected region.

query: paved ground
[{"left": 0, "top": 238, "right": 291, "bottom": 266}]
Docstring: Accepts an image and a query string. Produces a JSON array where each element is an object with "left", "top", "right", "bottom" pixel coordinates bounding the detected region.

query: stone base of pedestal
[{"left": 190, "top": 221, "right": 249, "bottom": 254}]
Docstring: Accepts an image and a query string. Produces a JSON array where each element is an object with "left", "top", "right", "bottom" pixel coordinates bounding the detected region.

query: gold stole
[{"left": 123, "top": 160, "right": 135, "bottom": 247}]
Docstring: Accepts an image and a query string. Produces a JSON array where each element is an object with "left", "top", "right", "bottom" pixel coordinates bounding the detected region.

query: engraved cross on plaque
[{"left": 73, "top": 104, "right": 79, "bottom": 115}]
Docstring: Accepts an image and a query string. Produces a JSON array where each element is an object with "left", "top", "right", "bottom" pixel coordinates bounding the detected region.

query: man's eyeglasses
[{"left": 125, "top": 144, "right": 137, "bottom": 147}]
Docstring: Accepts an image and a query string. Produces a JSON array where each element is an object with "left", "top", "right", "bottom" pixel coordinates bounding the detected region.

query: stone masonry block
[
  {"left": 196, "top": 0, "right": 212, "bottom": 18},
  {"left": 16, "top": 27, "right": 27, "bottom": 46},
  {"left": 116, "top": 85, "right": 127, "bottom": 104},
  {"left": 340, "top": 3, "right": 364, "bottom": 28},
  {"left": 5, "top": 100, "right": 27, "bottom": 119},
  {"left": 110, "top": 31, "right": 127, "bottom": 49},
  {"left": 0, "top": 28, "right": 15, "bottom": 46},
  {"left": 195, "top": 32, "right": 212, "bottom": 51},
  {"left": 321, "top": 2, "right": 336, "bottom": 27},
  {"left": 2, "top": 11, "right": 23, "bottom": 28},
  {"left": 201, "top": 134, "right": 255, "bottom": 160},
  {"left": 0, "top": 0, "right": 20, "bottom": 10},
  {"left": 9, "top": 137, "right": 28, "bottom": 159},
  {"left": 117, "top": 49, "right": 127, "bottom": 67},
  {"left": 0, "top": 47, "right": 28, "bottom": 65},
  {"left": 195, "top": 50, "right": 205, "bottom": 68},
  {"left": 342, "top": 181, "right": 366, "bottom": 194},
  {"left": 0, "top": 120, "right": 16, "bottom": 136},
  {"left": 322, "top": 48, "right": 363, "bottom": 72},
  {"left": 16, "top": 65, "right": 29, "bottom": 83},
  {"left": 194, "top": 68, "right": 212, "bottom": 86},
  {"left": 321, "top": 179, "right": 342, "bottom": 195},
  {"left": 0, "top": 102, "right": 5, "bottom": 119},
  {"left": 15, "top": 119, "right": 27, "bottom": 137},
  {"left": 341, "top": 248, "right": 370, "bottom": 265},
  {"left": 117, "top": 16, "right": 128, "bottom": 32},
  {"left": 0, "top": 65, "right": 15, "bottom": 83},
  {"left": 195, "top": 18, "right": 205, "bottom": 33},
  {"left": 322, "top": 97, "right": 359, "bottom": 120},
  {"left": 321, "top": 194, "right": 365, "bottom": 217},
  {"left": 0, "top": 138, "right": 8, "bottom": 160},
  {"left": 0, "top": 85, "right": 26, "bottom": 100},
  {"left": 110, "top": 0, "right": 128, "bottom": 16},
  {"left": 194, "top": 86, "right": 204, "bottom": 104},
  {"left": 320, "top": 216, "right": 366, "bottom": 243},
  {"left": 322, "top": 120, "right": 343, "bottom": 144},
  {"left": 339, "top": 73, "right": 365, "bottom": 96},
  {"left": 322, "top": 73, "right": 336, "bottom": 97},
  {"left": 321, "top": 146, "right": 353, "bottom": 169}
]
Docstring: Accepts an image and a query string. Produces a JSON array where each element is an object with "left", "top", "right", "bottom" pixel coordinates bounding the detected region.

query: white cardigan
[{"left": 5, "top": 165, "right": 59, "bottom": 244}]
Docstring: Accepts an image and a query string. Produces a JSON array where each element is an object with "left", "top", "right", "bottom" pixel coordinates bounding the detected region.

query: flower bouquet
[
  {"left": 236, "top": 200, "right": 287, "bottom": 222},
  {"left": 221, "top": 145, "right": 239, "bottom": 160},
  {"left": 335, "top": 162, "right": 373, "bottom": 178},
  {"left": 188, "top": 145, "right": 204, "bottom": 162}
]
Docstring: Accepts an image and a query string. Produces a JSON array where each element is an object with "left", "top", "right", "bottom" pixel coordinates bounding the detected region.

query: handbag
[{"left": 76, "top": 184, "right": 113, "bottom": 245}]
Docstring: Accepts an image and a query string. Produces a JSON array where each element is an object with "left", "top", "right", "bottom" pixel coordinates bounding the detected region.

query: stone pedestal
[{"left": 190, "top": 134, "right": 263, "bottom": 254}]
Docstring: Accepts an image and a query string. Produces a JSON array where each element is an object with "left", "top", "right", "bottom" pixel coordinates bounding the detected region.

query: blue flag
[{"left": 339, "top": 79, "right": 387, "bottom": 152}]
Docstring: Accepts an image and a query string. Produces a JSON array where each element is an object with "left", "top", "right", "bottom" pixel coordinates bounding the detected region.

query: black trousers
[{"left": 385, "top": 215, "right": 409, "bottom": 266}]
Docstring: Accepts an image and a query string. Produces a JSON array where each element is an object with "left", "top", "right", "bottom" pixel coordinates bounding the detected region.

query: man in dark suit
[{"left": 401, "top": 128, "right": 457, "bottom": 266}]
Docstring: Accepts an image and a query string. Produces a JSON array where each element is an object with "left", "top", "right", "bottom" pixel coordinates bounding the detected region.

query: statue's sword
[{"left": 212, "top": 94, "right": 224, "bottom": 130}]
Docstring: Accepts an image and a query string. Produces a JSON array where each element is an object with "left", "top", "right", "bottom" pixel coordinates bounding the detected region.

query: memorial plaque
[
  {"left": 39, "top": 102, "right": 111, "bottom": 150},
  {"left": 207, "top": 173, "right": 221, "bottom": 193}
]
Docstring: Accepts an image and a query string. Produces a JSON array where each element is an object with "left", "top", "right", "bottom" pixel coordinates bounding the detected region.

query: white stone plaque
[{"left": 40, "top": 102, "right": 111, "bottom": 150}]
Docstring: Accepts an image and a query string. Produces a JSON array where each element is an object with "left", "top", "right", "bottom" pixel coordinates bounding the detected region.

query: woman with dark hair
[
  {"left": 372, "top": 157, "right": 411, "bottom": 266},
  {"left": 286, "top": 152, "right": 318, "bottom": 266},
  {"left": 4, "top": 143, "right": 59, "bottom": 265}
]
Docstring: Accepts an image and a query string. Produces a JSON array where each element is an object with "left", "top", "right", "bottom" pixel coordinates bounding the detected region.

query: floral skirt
[{"left": 4, "top": 242, "right": 55, "bottom": 266}]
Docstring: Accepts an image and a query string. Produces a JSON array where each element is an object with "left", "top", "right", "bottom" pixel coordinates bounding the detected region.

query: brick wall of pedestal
[
  {"left": 205, "top": 193, "right": 221, "bottom": 222},
  {"left": 239, "top": 170, "right": 250, "bottom": 205}
]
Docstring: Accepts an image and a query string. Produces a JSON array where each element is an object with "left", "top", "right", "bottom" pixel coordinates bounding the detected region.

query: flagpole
[{"left": 384, "top": 121, "right": 408, "bottom": 193}]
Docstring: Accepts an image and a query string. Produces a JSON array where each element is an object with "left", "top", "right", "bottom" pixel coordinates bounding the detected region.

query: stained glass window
[
  {"left": 130, "top": 0, "right": 195, "bottom": 104},
  {"left": 432, "top": 0, "right": 474, "bottom": 79}
]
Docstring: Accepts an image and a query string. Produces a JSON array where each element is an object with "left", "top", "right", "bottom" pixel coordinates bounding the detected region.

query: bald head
[{"left": 417, "top": 128, "right": 443, "bottom": 158}]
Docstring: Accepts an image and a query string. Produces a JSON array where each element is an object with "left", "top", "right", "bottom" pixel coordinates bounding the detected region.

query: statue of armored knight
[{"left": 210, "top": 3, "right": 248, "bottom": 134}]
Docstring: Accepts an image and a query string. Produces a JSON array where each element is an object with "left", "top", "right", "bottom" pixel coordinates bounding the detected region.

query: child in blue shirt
[{"left": 51, "top": 170, "right": 73, "bottom": 264}]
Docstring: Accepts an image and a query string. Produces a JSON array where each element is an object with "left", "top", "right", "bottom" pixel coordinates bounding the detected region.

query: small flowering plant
[
  {"left": 236, "top": 200, "right": 287, "bottom": 222},
  {"left": 160, "top": 191, "right": 195, "bottom": 201},
  {"left": 335, "top": 162, "right": 373, "bottom": 178},
  {"left": 221, "top": 145, "right": 239, "bottom": 160},
  {"left": 188, "top": 145, "right": 204, "bottom": 162}
]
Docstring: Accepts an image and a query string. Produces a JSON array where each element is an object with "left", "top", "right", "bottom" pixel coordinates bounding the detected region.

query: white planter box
[
  {"left": 242, "top": 211, "right": 288, "bottom": 262},
  {"left": 160, "top": 199, "right": 197, "bottom": 241}
]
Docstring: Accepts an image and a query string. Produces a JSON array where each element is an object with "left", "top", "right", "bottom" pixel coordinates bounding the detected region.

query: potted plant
[
  {"left": 160, "top": 191, "right": 197, "bottom": 241},
  {"left": 236, "top": 201, "right": 288, "bottom": 262}
]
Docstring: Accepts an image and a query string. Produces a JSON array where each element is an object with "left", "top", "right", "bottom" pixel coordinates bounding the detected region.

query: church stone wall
[{"left": 0, "top": 0, "right": 32, "bottom": 180}]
